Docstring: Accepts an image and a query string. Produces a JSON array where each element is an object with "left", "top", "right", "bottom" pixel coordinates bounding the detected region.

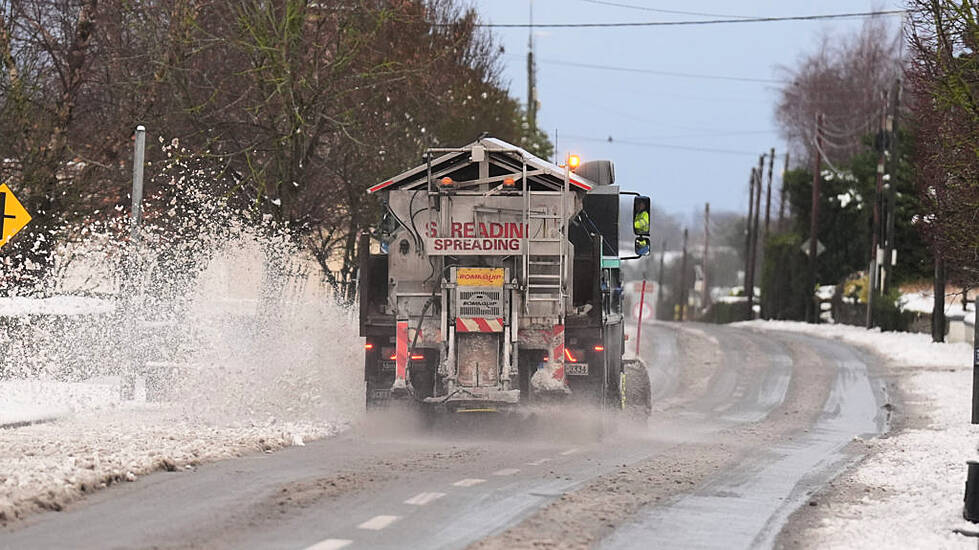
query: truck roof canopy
[{"left": 367, "top": 137, "right": 598, "bottom": 195}]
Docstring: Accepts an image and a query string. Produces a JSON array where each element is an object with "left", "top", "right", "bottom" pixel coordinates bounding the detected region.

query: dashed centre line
[
  {"left": 560, "top": 448, "right": 579, "bottom": 456},
  {"left": 404, "top": 492, "right": 446, "bottom": 506},
  {"left": 304, "top": 539, "right": 352, "bottom": 550},
  {"left": 357, "top": 515, "right": 401, "bottom": 530},
  {"left": 453, "top": 478, "right": 486, "bottom": 487},
  {"left": 526, "top": 458, "right": 552, "bottom": 466},
  {"left": 493, "top": 468, "right": 521, "bottom": 476}
]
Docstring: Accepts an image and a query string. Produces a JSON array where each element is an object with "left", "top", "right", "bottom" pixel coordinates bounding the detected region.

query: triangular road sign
[
  {"left": 800, "top": 237, "right": 826, "bottom": 257},
  {"left": 0, "top": 183, "right": 32, "bottom": 248}
]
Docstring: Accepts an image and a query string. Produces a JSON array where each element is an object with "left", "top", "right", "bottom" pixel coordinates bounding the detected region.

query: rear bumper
[{"left": 422, "top": 388, "right": 521, "bottom": 410}]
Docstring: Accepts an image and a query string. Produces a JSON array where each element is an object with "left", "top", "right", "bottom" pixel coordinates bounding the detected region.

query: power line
[
  {"left": 563, "top": 134, "right": 765, "bottom": 156},
  {"left": 578, "top": 0, "right": 752, "bottom": 19},
  {"left": 536, "top": 58, "right": 784, "bottom": 84},
  {"left": 464, "top": 10, "right": 906, "bottom": 28},
  {"left": 635, "top": 129, "right": 777, "bottom": 140}
]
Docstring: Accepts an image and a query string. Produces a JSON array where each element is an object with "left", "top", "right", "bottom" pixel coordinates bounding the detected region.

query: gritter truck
[{"left": 358, "top": 137, "right": 651, "bottom": 415}]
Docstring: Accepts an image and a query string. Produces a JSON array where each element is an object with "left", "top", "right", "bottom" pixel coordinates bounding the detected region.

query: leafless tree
[
  {"left": 907, "top": 0, "right": 979, "bottom": 287},
  {"left": 775, "top": 16, "right": 904, "bottom": 168}
]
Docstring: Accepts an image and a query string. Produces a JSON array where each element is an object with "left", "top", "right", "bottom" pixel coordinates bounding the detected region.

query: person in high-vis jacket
[{"left": 634, "top": 203, "right": 650, "bottom": 235}]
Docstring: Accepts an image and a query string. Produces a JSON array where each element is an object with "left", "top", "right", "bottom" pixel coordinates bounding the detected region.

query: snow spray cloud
[{"left": 0, "top": 139, "right": 363, "bottom": 425}]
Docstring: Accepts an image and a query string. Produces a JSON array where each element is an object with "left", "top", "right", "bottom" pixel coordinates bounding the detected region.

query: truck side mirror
[
  {"left": 635, "top": 237, "right": 650, "bottom": 256},
  {"left": 633, "top": 196, "right": 651, "bottom": 236}
]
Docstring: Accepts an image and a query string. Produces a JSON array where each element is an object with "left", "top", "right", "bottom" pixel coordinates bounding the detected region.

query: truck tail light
[
  {"left": 365, "top": 343, "right": 374, "bottom": 350},
  {"left": 389, "top": 354, "right": 397, "bottom": 360},
  {"left": 564, "top": 349, "right": 578, "bottom": 363},
  {"left": 593, "top": 345, "right": 604, "bottom": 352},
  {"left": 410, "top": 354, "right": 424, "bottom": 360}
]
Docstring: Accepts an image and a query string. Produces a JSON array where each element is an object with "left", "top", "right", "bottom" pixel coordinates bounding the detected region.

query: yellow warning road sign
[{"left": 0, "top": 183, "right": 32, "bottom": 248}]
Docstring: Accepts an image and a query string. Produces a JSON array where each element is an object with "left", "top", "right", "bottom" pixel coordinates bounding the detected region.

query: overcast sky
[{"left": 470, "top": 0, "right": 905, "bottom": 219}]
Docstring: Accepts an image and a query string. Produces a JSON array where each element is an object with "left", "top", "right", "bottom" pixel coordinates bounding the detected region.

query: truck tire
[{"left": 622, "top": 358, "right": 651, "bottom": 422}]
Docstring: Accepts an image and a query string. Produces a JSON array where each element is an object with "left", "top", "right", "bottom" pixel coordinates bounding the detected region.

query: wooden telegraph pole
[
  {"left": 765, "top": 148, "right": 774, "bottom": 238},
  {"left": 745, "top": 168, "right": 756, "bottom": 307},
  {"left": 778, "top": 152, "right": 790, "bottom": 231},
  {"left": 807, "top": 114, "right": 823, "bottom": 323},
  {"left": 749, "top": 156, "right": 764, "bottom": 315},
  {"left": 678, "top": 228, "right": 689, "bottom": 321},
  {"left": 703, "top": 202, "right": 711, "bottom": 311}
]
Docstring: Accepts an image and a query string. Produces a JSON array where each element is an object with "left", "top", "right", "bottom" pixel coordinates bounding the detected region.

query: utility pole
[
  {"left": 131, "top": 125, "right": 146, "bottom": 240},
  {"left": 744, "top": 168, "right": 756, "bottom": 308},
  {"left": 778, "top": 152, "right": 790, "bottom": 231},
  {"left": 750, "top": 155, "right": 764, "bottom": 312},
  {"left": 526, "top": 0, "right": 538, "bottom": 133},
  {"left": 703, "top": 202, "right": 711, "bottom": 311},
  {"left": 883, "top": 78, "right": 902, "bottom": 294},
  {"left": 765, "top": 148, "right": 775, "bottom": 238},
  {"left": 868, "top": 90, "right": 889, "bottom": 329},
  {"left": 807, "top": 114, "right": 823, "bottom": 323},
  {"left": 553, "top": 128, "right": 558, "bottom": 164},
  {"left": 678, "top": 228, "right": 689, "bottom": 321},
  {"left": 933, "top": 253, "right": 946, "bottom": 343},
  {"left": 656, "top": 239, "right": 666, "bottom": 320}
]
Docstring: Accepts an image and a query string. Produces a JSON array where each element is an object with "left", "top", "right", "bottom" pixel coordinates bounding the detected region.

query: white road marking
[
  {"left": 560, "top": 448, "right": 579, "bottom": 456},
  {"left": 305, "top": 539, "right": 352, "bottom": 550},
  {"left": 357, "top": 515, "right": 401, "bottom": 530},
  {"left": 404, "top": 492, "right": 446, "bottom": 506},
  {"left": 493, "top": 468, "right": 520, "bottom": 476},
  {"left": 453, "top": 478, "right": 486, "bottom": 487},
  {"left": 526, "top": 458, "right": 552, "bottom": 466}
]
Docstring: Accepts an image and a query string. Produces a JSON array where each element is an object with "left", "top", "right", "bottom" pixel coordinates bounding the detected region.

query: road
[{"left": 0, "top": 322, "right": 887, "bottom": 550}]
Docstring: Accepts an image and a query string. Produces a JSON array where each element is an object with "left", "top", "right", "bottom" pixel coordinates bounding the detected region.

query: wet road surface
[{"left": 0, "top": 323, "right": 887, "bottom": 550}]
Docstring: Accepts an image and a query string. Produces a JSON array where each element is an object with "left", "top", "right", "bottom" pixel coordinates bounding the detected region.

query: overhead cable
[
  {"left": 578, "top": 0, "right": 753, "bottom": 19},
  {"left": 535, "top": 58, "right": 783, "bottom": 83},
  {"left": 460, "top": 10, "right": 906, "bottom": 28},
  {"left": 565, "top": 134, "right": 763, "bottom": 156}
]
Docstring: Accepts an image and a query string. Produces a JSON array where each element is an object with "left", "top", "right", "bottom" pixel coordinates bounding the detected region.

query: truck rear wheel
[{"left": 622, "top": 358, "right": 651, "bottom": 422}]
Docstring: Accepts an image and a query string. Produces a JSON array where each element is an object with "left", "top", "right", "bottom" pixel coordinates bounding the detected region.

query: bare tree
[
  {"left": 907, "top": 0, "right": 979, "bottom": 288},
  {"left": 775, "top": 17, "right": 903, "bottom": 168}
]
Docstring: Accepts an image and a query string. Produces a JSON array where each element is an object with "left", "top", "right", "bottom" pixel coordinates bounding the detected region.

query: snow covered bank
[
  {"left": 0, "top": 406, "right": 346, "bottom": 523},
  {"left": 734, "top": 319, "right": 970, "bottom": 368},
  {"left": 0, "top": 378, "right": 121, "bottom": 427},
  {"left": 739, "top": 320, "right": 977, "bottom": 548},
  {"left": 0, "top": 296, "right": 115, "bottom": 317},
  {"left": 0, "top": 157, "right": 365, "bottom": 525}
]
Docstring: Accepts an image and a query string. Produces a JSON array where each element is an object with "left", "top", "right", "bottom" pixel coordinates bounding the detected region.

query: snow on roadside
[
  {"left": 0, "top": 296, "right": 114, "bottom": 317},
  {"left": 734, "top": 319, "right": 970, "bottom": 368},
  {"left": 738, "top": 320, "right": 976, "bottom": 548},
  {"left": 0, "top": 405, "right": 346, "bottom": 523},
  {"left": 0, "top": 378, "right": 121, "bottom": 426}
]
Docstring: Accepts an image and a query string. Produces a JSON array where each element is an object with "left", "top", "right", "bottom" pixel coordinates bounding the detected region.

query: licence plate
[
  {"left": 565, "top": 363, "right": 589, "bottom": 376},
  {"left": 380, "top": 361, "right": 396, "bottom": 371}
]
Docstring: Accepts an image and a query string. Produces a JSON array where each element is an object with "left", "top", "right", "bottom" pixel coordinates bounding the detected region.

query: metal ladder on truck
[{"left": 521, "top": 157, "right": 569, "bottom": 318}]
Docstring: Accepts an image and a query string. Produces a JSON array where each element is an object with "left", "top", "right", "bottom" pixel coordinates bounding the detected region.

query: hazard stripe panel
[
  {"left": 367, "top": 180, "right": 395, "bottom": 194},
  {"left": 456, "top": 318, "right": 504, "bottom": 332},
  {"left": 569, "top": 177, "right": 592, "bottom": 191},
  {"left": 395, "top": 321, "right": 408, "bottom": 381},
  {"left": 551, "top": 324, "right": 566, "bottom": 382}
]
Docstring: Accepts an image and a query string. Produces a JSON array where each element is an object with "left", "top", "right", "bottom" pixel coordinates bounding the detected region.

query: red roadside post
[{"left": 636, "top": 279, "right": 647, "bottom": 355}]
